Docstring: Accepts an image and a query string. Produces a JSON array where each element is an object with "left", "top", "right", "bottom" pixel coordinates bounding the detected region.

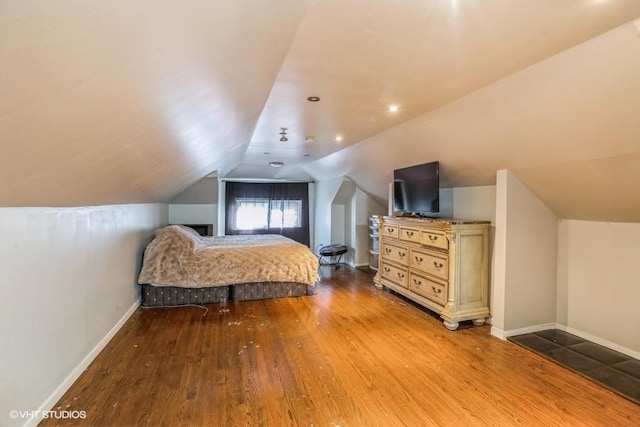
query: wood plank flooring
[{"left": 42, "top": 267, "right": 640, "bottom": 426}]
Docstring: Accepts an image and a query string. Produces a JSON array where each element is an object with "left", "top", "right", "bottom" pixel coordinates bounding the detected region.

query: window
[
  {"left": 225, "top": 181, "right": 310, "bottom": 246},
  {"left": 234, "top": 198, "right": 302, "bottom": 230}
]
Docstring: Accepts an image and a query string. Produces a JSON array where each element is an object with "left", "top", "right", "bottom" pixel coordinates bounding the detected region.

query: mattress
[{"left": 138, "top": 225, "right": 319, "bottom": 288}]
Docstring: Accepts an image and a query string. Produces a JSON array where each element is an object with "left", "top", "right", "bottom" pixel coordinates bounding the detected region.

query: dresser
[{"left": 373, "top": 216, "right": 490, "bottom": 330}]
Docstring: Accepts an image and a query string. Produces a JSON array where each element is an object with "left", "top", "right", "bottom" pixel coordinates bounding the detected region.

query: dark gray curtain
[{"left": 225, "top": 182, "right": 310, "bottom": 246}]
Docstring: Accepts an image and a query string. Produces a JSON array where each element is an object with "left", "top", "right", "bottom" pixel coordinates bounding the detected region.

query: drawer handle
[
  {"left": 428, "top": 235, "right": 438, "bottom": 242},
  {"left": 433, "top": 261, "right": 444, "bottom": 269},
  {"left": 397, "top": 272, "right": 405, "bottom": 279},
  {"left": 386, "top": 227, "right": 395, "bottom": 233},
  {"left": 414, "top": 256, "right": 423, "bottom": 263},
  {"left": 406, "top": 231, "right": 414, "bottom": 237},
  {"left": 413, "top": 278, "right": 422, "bottom": 286},
  {"left": 384, "top": 267, "right": 390, "bottom": 273},
  {"left": 432, "top": 286, "right": 442, "bottom": 294},
  {"left": 398, "top": 252, "right": 406, "bottom": 258},
  {"left": 385, "top": 248, "right": 392, "bottom": 254}
]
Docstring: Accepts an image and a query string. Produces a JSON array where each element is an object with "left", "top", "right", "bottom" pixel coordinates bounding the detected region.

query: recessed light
[
  {"left": 388, "top": 105, "right": 400, "bottom": 113},
  {"left": 335, "top": 135, "right": 344, "bottom": 142},
  {"left": 307, "top": 96, "right": 320, "bottom": 102},
  {"left": 305, "top": 135, "right": 315, "bottom": 143},
  {"left": 269, "top": 161, "right": 284, "bottom": 168}
]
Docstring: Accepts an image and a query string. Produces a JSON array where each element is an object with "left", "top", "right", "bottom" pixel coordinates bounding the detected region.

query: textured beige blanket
[{"left": 138, "top": 225, "right": 319, "bottom": 288}]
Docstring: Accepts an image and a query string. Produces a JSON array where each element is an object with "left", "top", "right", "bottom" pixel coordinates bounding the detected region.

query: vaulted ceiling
[{"left": 2, "top": 1, "right": 640, "bottom": 221}]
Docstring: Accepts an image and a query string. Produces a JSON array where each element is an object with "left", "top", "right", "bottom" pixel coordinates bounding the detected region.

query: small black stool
[{"left": 318, "top": 244, "right": 348, "bottom": 270}]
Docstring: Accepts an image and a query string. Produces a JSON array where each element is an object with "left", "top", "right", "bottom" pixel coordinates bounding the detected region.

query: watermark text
[{"left": 8, "top": 409, "right": 86, "bottom": 420}]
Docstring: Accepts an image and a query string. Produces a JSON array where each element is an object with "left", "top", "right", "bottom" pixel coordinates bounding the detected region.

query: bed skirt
[
  {"left": 232, "top": 282, "right": 311, "bottom": 301},
  {"left": 140, "top": 282, "right": 312, "bottom": 307},
  {"left": 140, "top": 284, "right": 230, "bottom": 306}
]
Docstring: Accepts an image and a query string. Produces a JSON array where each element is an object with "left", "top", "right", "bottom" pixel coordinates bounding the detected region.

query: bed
[{"left": 138, "top": 225, "right": 319, "bottom": 306}]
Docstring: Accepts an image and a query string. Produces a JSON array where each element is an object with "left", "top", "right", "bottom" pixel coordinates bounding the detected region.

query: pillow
[
  {"left": 172, "top": 225, "right": 202, "bottom": 238},
  {"left": 156, "top": 225, "right": 202, "bottom": 249}
]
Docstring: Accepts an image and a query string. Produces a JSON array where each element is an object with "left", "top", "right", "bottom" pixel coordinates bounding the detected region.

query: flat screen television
[{"left": 393, "top": 161, "right": 439, "bottom": 216}]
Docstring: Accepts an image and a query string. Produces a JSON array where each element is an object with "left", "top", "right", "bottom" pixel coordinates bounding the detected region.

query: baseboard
[
  {"left": 556, "top": 324, "right": 640, "bottom": 360},
  {"left": 490, "top": 326, "right": 506, "bottom": 340},
  {"left": 491, "top": 322, "right": 556, "bottom": 341},
  {"left": 493, "top": 322, "right": 640, "bottom": 359},
  {"left": 24, "top": 299, "right": 140, "bottom": 427}
]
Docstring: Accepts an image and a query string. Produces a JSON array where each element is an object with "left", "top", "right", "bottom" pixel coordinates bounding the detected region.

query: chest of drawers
[{"left": 374, "top": 216, "right": 490, "bottom": 330}]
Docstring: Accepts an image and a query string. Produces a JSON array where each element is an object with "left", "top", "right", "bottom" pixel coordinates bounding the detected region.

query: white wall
[
  {"left": 330, "top": 204, "right": 346, "bottom": 250},
  {"left": 324, "top": 180, "right": 386, "bottom": 267},
  {"left": 353, "top": 187, "right": 385, "bottom": 266},
  {"left": 169, "top": 177, "right": 218, "bottom": 233},
  {"left": 314, "top": 177, "right": 346, "bottom": 251},
  {"left": 557, "top": 220, "right": 640, "bottom": 357},
  {"left": 170, "top": 177, "right": 219, "bottom": 204},
  {"left": 452, "top": 186, "right": 496, "bottom": 224},
  {"left": 169, "top": 204, "right": 217, "bottom": 230},
  {"left": 492, "top": 173, "right": 509, "bottom": 334},
  {"left": 492, "top": 170, "right": 558, "bottom": 337},
  {"left": 0, "top": 204, "right": 167, "bottom": 427}
]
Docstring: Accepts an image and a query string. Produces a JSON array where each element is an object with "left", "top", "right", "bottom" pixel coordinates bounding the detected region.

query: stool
[{"left": 318, "top": 244, "right": 348, "bottom": 270}]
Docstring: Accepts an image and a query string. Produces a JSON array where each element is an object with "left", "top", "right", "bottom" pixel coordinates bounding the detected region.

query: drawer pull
[
  {"left": 406, "top": 231, "right": 414, "bottom": 237},
  {"left": 413, "top": 278, "right": 422, "bottom": 286},
  {"left": 432, "top": 286, "right": 442, "bottom": 294},
  {"left": 414, "top": 256, "right": 423, "bottom": 263},
  {"left": 433, "top": 261, "right": 444, "bottom": 269},
  {"left": 397, "top": 272, "right": 405, "bottom": 279},
  {"left": 428, "top": 235, "right": 438, "bottom": 242},
  {"left": 398, "top": 252, "right": 406, "bottom": 258},
  {"left": 385, "top": 248, "right": 392, "bottom": 254},
  {"left": 384, "top": 267, "right": 390, "bottom": 273},
  {"left": 386, "top": 227, "right": 395, "bottom": 233}
]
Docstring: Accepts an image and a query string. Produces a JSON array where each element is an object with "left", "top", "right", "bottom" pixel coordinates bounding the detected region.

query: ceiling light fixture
[
  {"left": 335, "top": 135, "right": 344, "bottom": 142},
  {"left": 279, "top": 127, "right": 288, "bottom": 142},
  {"left": 307, "top": 96, "right": 320, "bottom": 102},
  {"left": 269, "top": 161, "right": 284, "bottom": 168},
  {"left": 388, "top": 105, "right": 400, "bottom": 113}
]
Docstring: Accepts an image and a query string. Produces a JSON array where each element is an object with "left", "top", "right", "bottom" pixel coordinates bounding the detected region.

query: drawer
[
  {"left": 409, "top": 273, "right": 447, "bottom": 306},
  {"left": 382, "top": 243, "right": 409, "bottom": 265},
  {"left": 410, "top": 248, "right": 448, "bottom": 280},
  {"left": 382, "top": 224, "right": 399, "bottom": 238},
  {"left": 400, "top": 227, "right": 421, "bottom": 243},
  {"left": 381, "top": 262, "right": 408, "bottom": 288},
  {"left": 420, "top": 230, "right": 448, "bottom": 250}
]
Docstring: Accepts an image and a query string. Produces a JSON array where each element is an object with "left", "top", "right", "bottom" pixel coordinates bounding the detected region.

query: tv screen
[{"left": 393, "top": 161, "right": 439, "bottom": 215}]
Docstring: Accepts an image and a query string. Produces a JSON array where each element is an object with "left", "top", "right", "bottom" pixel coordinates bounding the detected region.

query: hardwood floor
[{"left": 42, "top": 267, "right": 639, "bottom": 426}]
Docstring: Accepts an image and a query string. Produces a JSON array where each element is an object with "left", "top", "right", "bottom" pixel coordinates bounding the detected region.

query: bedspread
[{"left": 138, "top": 225, "right": 319, "bottom": 288}]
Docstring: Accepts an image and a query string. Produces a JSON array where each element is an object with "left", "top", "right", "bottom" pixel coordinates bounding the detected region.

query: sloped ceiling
[
  {"left": 1, "top": 1, "right": 640, "bottom": 222},
  {"left": 0, "top": 0, "right": 311, "bottom": 206},
  {"left": 305, "top": 21, "right": 640, "bottom": 222}
]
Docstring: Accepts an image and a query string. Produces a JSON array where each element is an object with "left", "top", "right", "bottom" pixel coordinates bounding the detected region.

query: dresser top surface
[{"left": 382, "top": 216, "right": 490, "bottom": 226}]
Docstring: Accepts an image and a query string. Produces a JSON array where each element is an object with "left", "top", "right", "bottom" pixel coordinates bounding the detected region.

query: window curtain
[{"left": 225, "top": 182, "right": 310, "bottom": 246}]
